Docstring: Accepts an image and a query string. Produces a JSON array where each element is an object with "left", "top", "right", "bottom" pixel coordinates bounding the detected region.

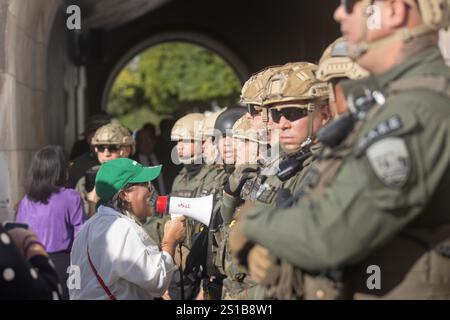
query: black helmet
[{"left": 214, "top": 107, "right": 246, "bottom": 136}]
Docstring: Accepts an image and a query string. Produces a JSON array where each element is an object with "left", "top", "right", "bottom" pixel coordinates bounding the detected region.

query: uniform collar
[
  {"left": 341, "top": 46, "right": 443, "bottom": 96},
  {"left": 97, "top": 205, "right": 122, "bottom": 217},
  {"left": 184, "top": 164, "right": 203, "bottom": 177},
  {"left": 303, "top": 143, "right": 323, "bottom": 167},
  {"left": 374, "top": 46, "right": 443, "bottom": 90}
]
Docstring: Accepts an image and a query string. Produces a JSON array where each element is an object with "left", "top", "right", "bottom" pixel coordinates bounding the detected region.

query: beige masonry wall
[{"left": 0, "top": 0, "right": 60, "bottom": 221}]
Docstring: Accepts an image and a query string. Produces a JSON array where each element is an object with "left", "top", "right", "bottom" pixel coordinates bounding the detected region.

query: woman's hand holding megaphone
[{"left": 161, "top": 216, "right": 186, "bottom": 259}]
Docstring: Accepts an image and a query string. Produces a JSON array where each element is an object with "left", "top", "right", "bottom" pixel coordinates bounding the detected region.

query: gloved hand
[
  {"left": 248, "top": 245, "right": 280, "bottom": 285},
  {"left": 224, "top": 164, "right": 258, "bottom": 196}
]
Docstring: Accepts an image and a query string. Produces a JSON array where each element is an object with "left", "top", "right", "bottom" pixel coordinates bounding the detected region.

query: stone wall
[{"left": 0, "top": 0, "right": 61, "bottom": 221}]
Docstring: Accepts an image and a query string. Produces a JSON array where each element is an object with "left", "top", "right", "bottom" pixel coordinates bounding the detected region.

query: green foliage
[
  {"left": 119, "top": 108, "right": 162, "bottom": 132},
  {"left": 107, "top": 42, "right": 242, "bottom": 126}
]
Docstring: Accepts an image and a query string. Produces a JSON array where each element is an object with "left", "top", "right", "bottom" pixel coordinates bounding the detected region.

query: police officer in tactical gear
[
  {"left": 231, "top": 0, "right": 450, "bottom": 300},
  {"left": 251, "top": 39, "right": 370, "bottom": 300},
  {"left": 164, "top": 113, "right": 206, "bottom": 300},
  {"left": 221, "top": 62, "right": 331, "bottom": 300},
  {"left": 75, "top": 122, "right": 135, "bottom": 218}
]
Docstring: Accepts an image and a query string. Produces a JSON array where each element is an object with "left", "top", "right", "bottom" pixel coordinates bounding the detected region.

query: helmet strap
[
  {"left": 328, "top": 82, "right": 339, "bottom": 119},
  {"left": 261, "top": 108, "right": 269, "bottom": 123},
  {"left": 301, "top": 103, "right": 316, "bottom": 148},
  {"left": 350, "top": 0, "right": 435, "bottom": 60}
]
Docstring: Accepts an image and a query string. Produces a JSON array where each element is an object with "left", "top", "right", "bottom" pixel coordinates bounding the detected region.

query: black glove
[
  {"left": 224, "top": 165, "right": 258, "bottom": 197},
  {"left": 276, "top": 188, "right": 294, "bottom": 208}
]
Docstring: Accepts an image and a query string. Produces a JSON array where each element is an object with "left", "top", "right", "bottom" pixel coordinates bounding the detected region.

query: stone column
[{"left": 0, "top": 0, "right": 60, "bottom": 221}]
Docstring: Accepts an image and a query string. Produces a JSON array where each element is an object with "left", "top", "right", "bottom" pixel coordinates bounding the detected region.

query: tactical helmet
[
  {"left": 214, "top": 107, "right": 247, "bottom": 136},
  {"left": 263, "top": 62, "right": 330, "bottom": 149},
  {"left": 317, "top": 38, "right": 369, "bottom": 82},
  {"left": 232, "top": 116, "right": 259, "bottom": 143},
  {"left": 262, "top": 62, "right": 329, "bottom": 106},
  {"left": 417, "top": 0, "right": 450, "bottom": 31},
  {"left": 348, "top": 0, "right": 450, "bottom": 59},
  {"left": 171, "top": 113, "right": 205, "bottom": 141},
  {"left": 201, "top": 110, "right": 225, "bottom": 137},
  {"left": 241, "top": 66, "right": 283, "bottom": 106},
  {"left": 317, "top": 38, "right": 369, "bottom": 118},
  {"left": 91, "top": 123, "right": 135, "bottom": 153}
]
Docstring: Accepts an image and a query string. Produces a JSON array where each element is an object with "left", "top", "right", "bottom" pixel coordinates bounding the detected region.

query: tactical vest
[
  {"left": 346, "top": 76, "right": 450, "bottom": 299},
  {"left": 218, "top": 208, "right": 266, "bottom": 300},
  {"left": 169, "top": 165, "right": 205, "bottom": 300},
  {"left": 202, "top": 168, "right": 229, "bottom": 299},
  {"left": 298, "top": 75, "right": 450, "bottom": 299},
  {"left": 221, "top": 150, "right": 317, "bottom": 300},
  {"left": 218, "top": 156, "right": 282, "bottom": 300}
]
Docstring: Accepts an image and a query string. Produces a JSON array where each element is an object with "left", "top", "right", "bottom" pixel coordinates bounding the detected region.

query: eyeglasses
[
  {"left": 341, "top": 0, "right": 360, "bottom": 14},
  {"left": 247, "top": 105, "right": 262, "bottom": 117},
  {"left": 95, "top": 145, "right": 120, "bottom": 153},
  {"left": 270, "top": 107, "right": 309, "bottom": 124},
  {"left": 126, "top": 181, "right": 153, "bottom": 191}
]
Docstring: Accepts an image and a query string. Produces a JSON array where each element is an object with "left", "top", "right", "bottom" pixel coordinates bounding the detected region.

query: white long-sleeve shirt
[{"left": 69, "top": 205, "right": 176, "bottom": 300}]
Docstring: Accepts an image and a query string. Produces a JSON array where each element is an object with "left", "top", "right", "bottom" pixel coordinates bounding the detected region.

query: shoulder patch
[
  {"left": 358, "top": 115, "right": 403, "bottom": 151},
  {"left": 366, "top": 137, "right": 410, "bottom": 188}
]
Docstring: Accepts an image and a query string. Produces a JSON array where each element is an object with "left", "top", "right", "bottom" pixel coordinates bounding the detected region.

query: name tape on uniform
[{"left": 357, "top": 115, "right": 403, "bottom": 151}]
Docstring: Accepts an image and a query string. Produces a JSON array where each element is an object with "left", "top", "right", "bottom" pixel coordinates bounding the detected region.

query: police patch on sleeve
[{"left": 366, "top": 137, "right": 410, "bottom": 188}]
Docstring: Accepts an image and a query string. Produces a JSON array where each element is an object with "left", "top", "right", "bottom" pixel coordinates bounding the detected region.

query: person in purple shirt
[{"left": 16, "top": 145, "right": 86, "bottom": 299}]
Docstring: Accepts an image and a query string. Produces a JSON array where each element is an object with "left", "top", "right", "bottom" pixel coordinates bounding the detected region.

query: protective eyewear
[
  {"left": 270, "top": 107, "right": 309, "bottom": 124},
  {"left": 127, "top": 181, "right": 154, "bottom": 191},
  {"left": 95, "top": 145, "right": 120, "bottom": 153},
  {"left": 247, "top": 105, "right": 262, "bottom": 117}
]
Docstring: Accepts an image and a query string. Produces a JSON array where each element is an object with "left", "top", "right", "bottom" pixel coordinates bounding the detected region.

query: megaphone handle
[{"left": 178, "top": 242, "right": 185, "bottom": 300}]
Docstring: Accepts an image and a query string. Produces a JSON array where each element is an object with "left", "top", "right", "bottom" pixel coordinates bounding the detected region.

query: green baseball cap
[{"left": 95, "top": 158, "right": 162, "bottom": 204}]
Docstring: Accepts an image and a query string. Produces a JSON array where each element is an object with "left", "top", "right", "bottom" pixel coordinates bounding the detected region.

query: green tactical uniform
[
  {"left": 165, "top": 164, "right": 211, "bottom": 300},
  {"left": 241, "top": 145, "right": 321, "bottom": 206},
  {"left": 198, "top": 165, "right": 229, "bottom": 300},
  {"left": 242, "top": 46, "right": 450, "bottom": 299},
  {"left": 171, "top": 164, "right": 210, "bottom": 247},
  {"left": 75, "top": 176, "right": 90, "bottom": 217},
  {"left": 219, "top": 145, "right": 321, "bottom": 300},
  {"left": 219, "top": 61, "right": 330, "bottom": 300}
]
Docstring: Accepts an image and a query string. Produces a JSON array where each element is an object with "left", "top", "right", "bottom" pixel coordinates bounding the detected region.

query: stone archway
[{"left": 101, "top": 31, "right": 251, "bottom": 112}]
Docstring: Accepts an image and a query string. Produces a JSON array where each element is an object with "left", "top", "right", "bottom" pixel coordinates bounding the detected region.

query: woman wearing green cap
[{"left": 69, "top": 158, "right": 186, "bottom": 300}]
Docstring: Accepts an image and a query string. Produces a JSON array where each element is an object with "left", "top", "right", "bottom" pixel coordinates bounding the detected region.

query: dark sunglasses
[
  {"left": 341, "top": 0, "right": 359, "bottom": 14},
  {"left": 270, "top": 107, "right": 309, "bottom": 124},
  {"left": 247, "top": 105, "right": 262, "bottom": 117},
  {"left": 96, "top": 145, "right": 120, "bottom": 153}
]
